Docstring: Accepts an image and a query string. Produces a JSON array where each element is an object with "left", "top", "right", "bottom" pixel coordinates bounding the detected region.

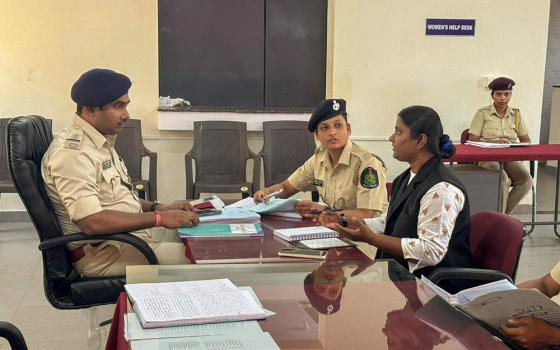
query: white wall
[
  {"left": 0, "top": 0, "right": 551, "bottom": 208},
  {"left": 331, "top": 0, "right": 550, "bottom": 179}
]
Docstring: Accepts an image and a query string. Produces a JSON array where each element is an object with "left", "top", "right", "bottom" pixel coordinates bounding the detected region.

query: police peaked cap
[
  {"left": 488, "top": 77, "right": 515, "bottom": 91},
  {"left": 71, "top": 68, "right": 132, "bottom": 107},
  {"left": 308, "top": 98, "right": 348, "bottom": 132}
]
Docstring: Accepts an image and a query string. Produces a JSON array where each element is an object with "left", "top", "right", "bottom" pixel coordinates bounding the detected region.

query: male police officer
[
  {"left": 254, "top": 98, "right": 388, "bottom": 220},
  {"left": 42, "top": 68, "right": 198, "bottom": 277},
  {"left": 468, "top": 77, "right": 532, "bottom": 214}
]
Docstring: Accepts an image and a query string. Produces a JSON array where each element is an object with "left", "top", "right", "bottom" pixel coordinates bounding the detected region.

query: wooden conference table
[
  {"left": 181, "top": 214, "right": 371, "bottom": 263},
  {"left": 450, "top": 143, "right": 560, "bottom": 236},
  {"left": 106, "top": 260, "right": 512, "bottom": 350}
]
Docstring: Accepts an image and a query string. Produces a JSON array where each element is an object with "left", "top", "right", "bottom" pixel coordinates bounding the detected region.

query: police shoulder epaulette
[
  {"left": 368, "top": 152, "right": 386, "bottom": 168},
  {"left": 63, "top": 127, "right": 84, "bottom": 150}
]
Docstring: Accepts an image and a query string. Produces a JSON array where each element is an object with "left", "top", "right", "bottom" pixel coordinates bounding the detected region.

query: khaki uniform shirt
[
  {"left": 469, "top": 104, "right": 529, "bottom": 143},
  {"left": 42, "top": 115, "right": 144, "bottom": 246},
  {"left": 549, "top": 261, "right": 560, "bottom": 305},
  {"left": 287, "top": 141, "right": 388, "bottom": 212}
]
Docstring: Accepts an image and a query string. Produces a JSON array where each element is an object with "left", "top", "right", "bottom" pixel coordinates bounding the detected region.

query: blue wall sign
[{"left": 426, "top": 19, "right": 475, "bottom": 36}]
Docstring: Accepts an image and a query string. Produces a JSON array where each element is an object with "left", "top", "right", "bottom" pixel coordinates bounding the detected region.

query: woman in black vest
[{"left": 323, "top": 105, "right": 472, "bottom": 293}]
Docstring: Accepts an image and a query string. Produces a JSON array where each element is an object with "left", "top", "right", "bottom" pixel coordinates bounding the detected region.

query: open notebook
[
  {"left": 273, "top": 226, "right": 338, "bottom": 242},
  {"left": 125, "top": 279, "right": 267, "bottom": 329}
]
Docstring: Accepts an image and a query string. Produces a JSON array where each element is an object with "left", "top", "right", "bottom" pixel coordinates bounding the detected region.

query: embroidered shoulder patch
[{"left": 360, "top": 167, "right": 378, "bottom": 189}]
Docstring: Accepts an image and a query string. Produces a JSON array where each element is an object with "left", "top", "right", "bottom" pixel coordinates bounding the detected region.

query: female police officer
[
  {"left": 468, "top": 77, "right": 532, "bottom": 214},
  {"left": 254, "top": 99, "right": 388, "bottom": 220}
]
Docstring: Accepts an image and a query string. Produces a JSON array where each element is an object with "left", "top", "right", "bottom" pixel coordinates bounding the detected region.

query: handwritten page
[
  {"left": 130, "top": 332, "right": 280, "bottom": 350},
  {"left": 125, "top": 279, "right": 267, "bottom": 328},
  {"left": 298, "top": 237, "right": 354, "bottom": 249}
]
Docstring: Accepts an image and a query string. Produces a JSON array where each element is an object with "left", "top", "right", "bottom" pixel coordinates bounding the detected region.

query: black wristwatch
[
  {"left": 150, "top": 200, "right": 160, "bottom": 212},
  {"left": 339, "top": 214, "right": 348, "bottom": 227}
]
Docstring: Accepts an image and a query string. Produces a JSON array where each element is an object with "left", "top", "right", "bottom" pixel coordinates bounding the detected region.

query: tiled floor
[{"left": 1, "top": 165, "right": 560, "bottom": 349}]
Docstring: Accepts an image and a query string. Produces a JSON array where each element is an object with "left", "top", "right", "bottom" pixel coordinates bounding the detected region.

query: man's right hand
[
  {"left": 253, "top": 189, "right": 270, "bottom": 203},
  {"left": 160, "top": 210, "right": 199, "bottom": 228}
]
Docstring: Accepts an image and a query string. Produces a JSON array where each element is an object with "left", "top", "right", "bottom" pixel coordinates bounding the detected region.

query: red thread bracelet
[{"left": 154, "top": 211, "right": 161, "bottom": 227}]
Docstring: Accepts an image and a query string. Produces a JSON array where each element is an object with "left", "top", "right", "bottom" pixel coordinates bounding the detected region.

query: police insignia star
[{"left": 360, "top": 167, "right": 378, "bottom": 189}]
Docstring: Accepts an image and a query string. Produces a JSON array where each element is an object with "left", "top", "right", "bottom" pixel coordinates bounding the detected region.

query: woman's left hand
[{"left": 327, "top": 217, "right": 376, "bottom": 244}]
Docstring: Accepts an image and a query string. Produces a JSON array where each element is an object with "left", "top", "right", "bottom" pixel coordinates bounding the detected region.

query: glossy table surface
[
  {"left": 121, "top": 260, "right": 511, "bottom": 349},
  {"left": 181, "top": 215, "right": 370, "bottom": 263},
  {"left": 451, "top": 143, "right": 560, "bottom": 162}
]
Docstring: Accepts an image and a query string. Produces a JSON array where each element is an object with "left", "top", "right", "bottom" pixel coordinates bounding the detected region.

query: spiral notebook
[{"left": 273, "top": 226, "right": 338, "bottom": 242}]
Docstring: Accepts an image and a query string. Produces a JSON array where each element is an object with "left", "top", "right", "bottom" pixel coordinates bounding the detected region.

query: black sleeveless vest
[{"left": 376, "top": 156, "right": 472, "bottom": 288}]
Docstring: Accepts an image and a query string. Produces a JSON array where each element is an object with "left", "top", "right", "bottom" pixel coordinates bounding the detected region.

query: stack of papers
[
  {"left": 125, "top": 279, "right": 267, "bottom": 329},
  {"left": 250, "top": 198, "right": 299, "bottom": 213},
  {"left": 225, "top": 197, "right": 302, "bottom": 218},
  {"left": 178, "top": 224, "right": 263, "bottom": 238},
  {"left": 125, "top": 281, "right": 280, "bottom": 350},
  {"left": 198, "top": 207, "right": 261, "bottom": 224},
  {"left": 466, "top": 140, "right": 531, "bottom": 148}
]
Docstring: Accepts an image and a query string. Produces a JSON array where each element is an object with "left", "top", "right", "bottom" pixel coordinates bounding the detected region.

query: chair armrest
[
  {"left": 143, "top": 146, "right": 158, "bottom": 201},
  {"left": 185, "top": 150, "right": 194, "bottom": 199},
  {"left": 38, "top": 232, "right": 159, "bottom": 265},
  {"left": 248, "top": 150, "right": 261, "bottom": 193},
  {"left": 427, "top": 267, "right": 513, "bottom": 285},
  {"left": 0, "top": 321, "right": 27, "bottom": 350}
]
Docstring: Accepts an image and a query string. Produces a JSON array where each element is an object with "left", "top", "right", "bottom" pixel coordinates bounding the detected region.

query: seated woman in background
[
  {"left": 468, "top": 77, "right": 532, "bottom": 214},
  {"left": 322, "top": 105, "right": 472, "bottom": 293},
  {"left": 254, "top": 98, "right": 388, "bottom": 220}
]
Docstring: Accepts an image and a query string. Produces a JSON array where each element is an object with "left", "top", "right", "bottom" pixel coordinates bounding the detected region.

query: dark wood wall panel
[
  {"left": 265, "top": 0, "right": 327, "bottom": 108},
  {"left": 159, "top": 0, "right": 264, "bottom": 107}
]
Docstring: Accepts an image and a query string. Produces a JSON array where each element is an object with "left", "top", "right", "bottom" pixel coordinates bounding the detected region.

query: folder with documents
[
  {"left": 198, "top": 207, "right": 261, "bottom": 224},
  {"left": 177, "top": 224, "right": 263, "bottom": 238}
]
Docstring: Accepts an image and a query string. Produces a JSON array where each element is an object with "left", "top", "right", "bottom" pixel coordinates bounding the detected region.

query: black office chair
[
  {"left": 114, "top": 119, "right": 158, "bottom": 200},
  {"left": 0, "top": 322, "right": 27, "bottom": 350},
  {"left": 0, "top": 119, "right": 18, "bottom": 199},
  {"left": 6, "top": 115, "right": 158, "bottom": 309}
]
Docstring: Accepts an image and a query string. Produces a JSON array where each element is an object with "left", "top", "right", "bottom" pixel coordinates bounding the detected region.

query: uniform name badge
[
  {"left": 312, "top": 179, "right": 324, "bottom": 187},
  {"left": 360, "top": 167, "right": 378, "bottom": 189},
  {"left": 102, "top": 160, "right": 112, "bottom": 170}
]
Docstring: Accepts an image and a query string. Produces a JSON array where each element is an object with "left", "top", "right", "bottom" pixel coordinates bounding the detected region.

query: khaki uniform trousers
[
  {"left": 74, "top": 227, "right": 190, "bottom": 277},
  {"left": 478, "top": 161, "right": 532, "bottom": 214}
]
